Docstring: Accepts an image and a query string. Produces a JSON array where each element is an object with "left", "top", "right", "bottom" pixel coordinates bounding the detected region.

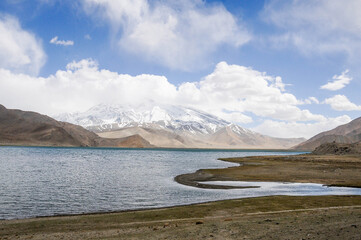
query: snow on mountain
[
  {"left": 55, "top": 103, "right": 306, "bottom": 149},
  {"left": 55, "top": 103, "right": 230, "bottom": 134},
  {"left": 227, "top": 123, "right": 256, "bottom": 137}
]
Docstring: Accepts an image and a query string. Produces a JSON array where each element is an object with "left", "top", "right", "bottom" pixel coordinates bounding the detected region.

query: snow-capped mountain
[
  {"left": 55, "top": 103, "right": 230, "bottom": 134},
  {"left": 55, "top": 103, "right": 305, "bottom": 149}
]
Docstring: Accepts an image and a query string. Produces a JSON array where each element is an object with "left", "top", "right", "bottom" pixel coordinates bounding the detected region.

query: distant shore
[{"left": 0, "top": 144, "right": 307, "bottom": 152}]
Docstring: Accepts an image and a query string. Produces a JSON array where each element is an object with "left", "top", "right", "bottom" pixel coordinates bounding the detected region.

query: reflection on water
[
  {"left": 201, "top": 181, "right": 361, "bottom": 196},
  {"left": 0, "top": 146, "right": 359, "bottom": 220}
]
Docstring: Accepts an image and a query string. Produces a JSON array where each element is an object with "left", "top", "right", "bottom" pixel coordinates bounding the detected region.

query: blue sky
[{"left": 0, "top": 0, "right": 360, "bottom": 138}]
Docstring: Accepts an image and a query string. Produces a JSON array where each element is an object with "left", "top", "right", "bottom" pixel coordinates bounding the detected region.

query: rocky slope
[
  {"left": 312, "top": 141, "right": 361, "bottom": 155},
  {"left": 208, "top": 124, "right": 304, "bottom": 149},
  {"left": 294, "top": 117, "right": 361, "bottom": 151},
  {"left": 0, "top": 105, "right": 153, "bottom": 148},
  {"left": 57, "top": 103, "right": 305, "bottom": 149},
  {"left": 97, "top": 126, "right": 191, "bottom": 148}
]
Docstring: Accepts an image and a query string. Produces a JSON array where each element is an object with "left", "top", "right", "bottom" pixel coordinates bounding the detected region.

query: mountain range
[
  {"left": 0, "top": 104, "right": 153, "bottom": 148},
  {"left": 2, "top": 103, "right": 360, "bottom": 150},
  {"left": 55, "top": 104, "right": 305, "bottom": 149}
]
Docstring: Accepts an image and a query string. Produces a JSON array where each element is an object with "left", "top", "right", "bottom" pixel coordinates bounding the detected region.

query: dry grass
[
  {"left": 202, "top": 154, "right": 361, "bottom": 187},
  {"left": 1, "top": 195, "right": 361, "bottom": 239}
]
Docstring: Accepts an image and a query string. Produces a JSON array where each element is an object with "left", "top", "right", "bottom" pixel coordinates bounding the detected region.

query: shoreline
[
  {"left": 175, "top": 153, "right": 361, "bottom": 188},
  {"left": 174, "top": 154, "right": 361, "bottom": 189},
  {"left": 1, "top": 153, "right": 361, "bottom": 239},
  {"left": 0, "top": 144, "right": 308, "bottom": 152},
  {"left": 2, "top": 152, "right": 360, "bottom": 221},
  {"left": 1, "top": 193, "right": 347, "bottom": 222},
  {"left": 2, "top": 195, "right": 361, "bottom": 221},
  {"left": 1, "top": 195, "right": 361, "bottom": 239},
  {"left": 174, "top": 169, "right": 259, "bottom": 189}
]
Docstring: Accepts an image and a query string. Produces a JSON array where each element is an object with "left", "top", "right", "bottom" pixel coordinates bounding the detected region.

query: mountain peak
[
  {"left": 55, "top": 103, "right": 231, "bottom": 134},
  {"left": 226, "top": 123, "right": 255, "bottom": 136},
  {"left": 54, "top": 103, "right": 305, "bottom": 149}
]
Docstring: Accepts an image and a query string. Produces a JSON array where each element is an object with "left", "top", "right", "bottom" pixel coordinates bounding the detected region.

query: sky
[{"left": 0, "top": 0, "right": 360, "bottom": 139}]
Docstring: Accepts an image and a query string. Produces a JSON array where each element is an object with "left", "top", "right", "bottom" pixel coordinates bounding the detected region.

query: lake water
[{"left": 1, "top": 146, "right": 360, "bottom": 220}]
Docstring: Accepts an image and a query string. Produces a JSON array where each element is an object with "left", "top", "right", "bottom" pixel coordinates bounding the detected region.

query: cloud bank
[
  {"left": 252, "top": 116, "right": 352, "bottom": 139},
  {"left": 178, "top": 61, "right": 324, "bottom": 123},
  {"left": 324, "top": 95, "right": 361, "bottom": 111},
  {"left": 0, "top": 58, "right": 351, "bottom": 138},
  {"left": 0, "top": 14, "right": 46, "bottom": 75},
  {"left": 82, "top": 0, "right": 251, "bottom": 70}
]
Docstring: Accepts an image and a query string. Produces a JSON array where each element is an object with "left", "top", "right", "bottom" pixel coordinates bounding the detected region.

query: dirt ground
[
  {"left": 1, "top": 195, "right": 360, "bottom": 240},
  {"left": 176, "top": 154, "right": 361, "bottom": 189}
]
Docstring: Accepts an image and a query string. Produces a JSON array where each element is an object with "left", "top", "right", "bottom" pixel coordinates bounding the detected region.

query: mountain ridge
[
  {"left": 0, "top": 104, "right": 153, "bottom": 148},
  {"left": 57, "top": 104, "right": 305, "bottom": 149},
  {"left": 55, "top": 103, "right": 230, "bottom": 134},
  {"left": 293, "top": 116, "right": 361, "bottom": 151}
]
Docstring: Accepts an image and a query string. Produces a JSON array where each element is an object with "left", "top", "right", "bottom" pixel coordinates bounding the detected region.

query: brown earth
[
  {"left": 176, "top": 154, "right": 361, "bottom": 189},
  {"left": 0, "top": 196, "right": 360, "bottom": 239},
  {"left": 98, "top": 125, "right": 306, "bottom": 149},
  {"left": 312, "top": 141, "right": 361, "bottom": 155}
]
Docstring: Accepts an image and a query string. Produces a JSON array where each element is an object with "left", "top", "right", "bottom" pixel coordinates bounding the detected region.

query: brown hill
[
  {"left": 98, "top": 126, "right": 190, "bottom": 148},
  {"left": 293, "top": 117, "right": 361, "bottom": 151},
  {"left": 312, "top": 141, "right": 361, "bottom": 155},
  {"left": 0, "top": 105, "right": 153, "bottom": 148},
  {"left": 99, "top": 124, "right": 305, "bottom": 149},
  {"left": 209, "top": 124, "right": 305, "bottom": 149},
  {"left": 96, "top": 134, "right": 154, "bottom": 148}
]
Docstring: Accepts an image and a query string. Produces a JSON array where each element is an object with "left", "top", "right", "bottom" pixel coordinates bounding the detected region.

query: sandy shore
[{"left": 1, "top": 153, "right": 361, "bottom": 239}]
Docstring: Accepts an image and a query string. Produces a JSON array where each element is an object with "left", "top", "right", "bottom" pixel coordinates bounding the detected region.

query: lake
[{"left": 1, "top": 146, "right": 360, "bottom": 220}]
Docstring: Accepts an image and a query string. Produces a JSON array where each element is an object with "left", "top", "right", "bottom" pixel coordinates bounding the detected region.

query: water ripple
[{"left": 1, "top": 146, "right": 360, "bottom": 220}]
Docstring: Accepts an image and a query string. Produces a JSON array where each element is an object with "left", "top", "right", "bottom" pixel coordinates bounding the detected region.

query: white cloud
[
  {"left": 299, "top": 96, "right": 320, "bottom": 105},
  {"left": 302, "top": 97, "right": 319, "bottom": 105},
  {"left": 0, "top": 59, "right": 178, "bottom": 115},
  {"left": 50, "top": 36, "right": 74, "bottom": 46},
  {"left": 321, "top": 70, "right": 352, "bottom": 91},
  {"left": 324, "top": 94, "right": 361, "bottom": 111},
  {"left": 84, "top": 34, "right": 91, "bottom": 40},
  {"left": 217, "top": 112, "right": 253, "bottom": 124},
  {"left": 252, "top": 115, "right": 352, "bottom": 139},
  {"left": 263, "top": 0, "right": 361, "bottom": 58},
  {"left": 0, "top": 59, "right": 341, "bottom": 138},
  {"left": 308, "top": 97, "right": 319, "bottom": 104},
  {"left": 82, "top": 0, "right": 251, "bottom": 70},
  {"left": 182, "top": 62, "right": 325, "bottom": 122},
  {"left": 0, "top": 14, "right": 46, "bottom": 75}
]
